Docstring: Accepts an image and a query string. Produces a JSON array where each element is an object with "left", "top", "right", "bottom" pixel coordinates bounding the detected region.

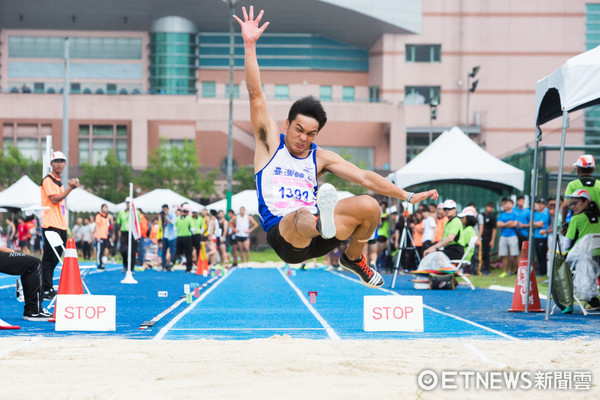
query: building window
[
  {"left": 78, "top": 124, "right": 128, "bottom": 166},
  {"left": 405, "top": 44, "right": 441, "bottom": 63},
  {"left": 70, "top": 82, "right": 81, "bottom": 94},
  {"left": 404, "top": 86, "right": 441, "bottom": 105},
  {"left": 33, "top": 82, "right": 45, "bottom": 93},
  {"left": 107, "top": 83, "right": 117, "bottom": 94},
  {"left": 201, "top": 81, "right": 216, "bottom": 98},
  {"left": 342, "top": 86, "right": 355, "bottom": 102},
  {"left": 320, "top": 85, "right": 332, "bottom": 102},
  {"left": 225, "top": 83, "right": 239, "bottom": 99},
  {"left": 2, "top": 123, "right": 51, "bottom": 161},
  {"left": 369, "top": 86, "right": 380, "bottom": 103},
  {"left": 274, "top": 85, "right": 289, "bottom": 100},
  {"left": 8, "top": 36, "right": 142, "bottom": 59},
  {"left": 585, "top": 4, "right": 600, "bottom": 145}
]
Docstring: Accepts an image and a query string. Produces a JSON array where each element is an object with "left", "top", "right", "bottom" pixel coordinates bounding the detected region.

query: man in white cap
[
  {"left": 40, "top": 151, "right": 79, "bottom": 299},
  {"left": 424, "top": 199, "right": 464, "bottom": 260},
  {"left": 561, "top": 154, "right": 600, "bottom": 233}
]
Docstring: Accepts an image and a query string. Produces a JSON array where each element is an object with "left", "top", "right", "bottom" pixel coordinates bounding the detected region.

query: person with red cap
[
  {"left": 40, "top": 150, "right": 79, "bottom": 300},
  {"left": 561, "top": 154, "right": 600, "bottom": 234}
]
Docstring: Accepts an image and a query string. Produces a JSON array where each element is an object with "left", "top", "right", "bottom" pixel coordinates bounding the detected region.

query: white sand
[{"left": 0, "top": 337, "right": 597, "bottom": 399}]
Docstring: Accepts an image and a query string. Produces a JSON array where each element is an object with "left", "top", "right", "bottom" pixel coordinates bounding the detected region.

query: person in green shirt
[
  {"left": 190, "top": 206, "right": 204, "bottom": 267},
  {"left": 423, "top": 199, "right": 464, "bottom": 260},
  {"left": 561, "top": 154, "right": 600, "bottom": 233},
  {"left": 171, "top": 203, "right": 194, "bottom": 272},
  {"left": 116, "top": 197, "right": 141, "bottom": 273},
  {"left": 458, "top": 206, "right": 478, "bottom": 262}
]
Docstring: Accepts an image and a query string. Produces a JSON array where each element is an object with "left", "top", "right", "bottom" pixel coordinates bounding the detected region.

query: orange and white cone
[
  {"left": 49, "top": 238, "right": 84, "bottom": 322},
  {"left": 508, "top": 241, "right": 544, "bottom": 312}
]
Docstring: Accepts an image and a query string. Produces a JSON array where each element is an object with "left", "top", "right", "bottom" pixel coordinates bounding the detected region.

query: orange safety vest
[
  {"left": 413, "top": 221, "right": 424, "bottom": 247},
  {"left": 434, "top": 216, "right": 448, "bottom": 243}
]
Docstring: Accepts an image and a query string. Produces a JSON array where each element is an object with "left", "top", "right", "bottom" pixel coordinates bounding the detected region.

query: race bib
[{"left": 273, "top": 176, "right": 315, "bottom": 209}]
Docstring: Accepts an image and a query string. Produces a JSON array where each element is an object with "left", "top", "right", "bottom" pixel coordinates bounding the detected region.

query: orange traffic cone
[
  {"left": 49, "top": 238, "right": 85, "bottom": 322},
  {"left": 508, "top": 241, "right": 544, "bottom": 312},
  {"left": 195, "top": 242, "right": 209, "bottom": 276}
]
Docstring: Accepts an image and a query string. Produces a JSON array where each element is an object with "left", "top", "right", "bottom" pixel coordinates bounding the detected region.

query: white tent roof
[
  {"left": 116, "top": 188, "right": 203, "bottom": 213},
  {"left": 68, "top": 188, "right": 118, "bottom": 213},
  {"left": 0, "top": 176, "right": 116, "bottom": 213},
  {"left": 387, "top": 127, "right": 524, "bottom": 192},
  {"left": 205, "top": 189, "right": 356, "bottom": 215},
  {"left": 0, "top": 175, "right": 41, "bottom": 209},
  {"left": 536, "top": 45, "right": 600, "bottom": 126}
]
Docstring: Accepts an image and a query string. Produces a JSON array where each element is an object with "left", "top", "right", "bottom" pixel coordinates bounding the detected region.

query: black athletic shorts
[{"left": 267, "top": 222, "right": 344, "bottom": 264}]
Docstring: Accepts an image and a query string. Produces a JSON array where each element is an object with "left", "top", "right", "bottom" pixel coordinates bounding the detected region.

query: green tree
[
  {"left": 0, "top": 146, "right": 43, "bottom": 188},
  {"left": 139, "top": 138, "right": 216, "bottom": 197},
  {"left": 79, "top": 151, "right": 134, "bottom": 203},
  {"left": 322, "top": 153, "right": 368, "bottom": 195},
  {"left": 233, "top": 165, "right": 256, "bottom": 192}
]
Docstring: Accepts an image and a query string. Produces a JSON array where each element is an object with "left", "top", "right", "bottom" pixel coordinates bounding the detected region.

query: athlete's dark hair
[
  {"left": 287, "top": 96, "right": 327, "bottom": 131},
  {"left": 465, "top": 215, "right": 478, "bottom": 227},
  {"left": 577, "top": 166, "right": 595, "bottom": 175},
  {"left": 586, "top": 200, "right": 600, "bottom": 219}
]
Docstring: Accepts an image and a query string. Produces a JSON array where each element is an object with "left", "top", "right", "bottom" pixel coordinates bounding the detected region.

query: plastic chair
[
  {"left": 449, "top": 236, "right": 477, "bottom": 290},
  {"left": 44, "top": 231, "right": 94, "bottom": 307}
]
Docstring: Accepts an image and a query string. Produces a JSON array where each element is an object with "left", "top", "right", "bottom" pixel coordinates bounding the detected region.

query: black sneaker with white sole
[
  {"left": 339, "top": 253, "right": 384, "bottom": 288},
  {"left": 316, "top": 183, "right": 338, "bottom": 239},
  {"left": 43, "top": 289, "right": 56, "bottom": 300},
  {"left": 23, "top": 309, "right": 52, "bottom": 321}
]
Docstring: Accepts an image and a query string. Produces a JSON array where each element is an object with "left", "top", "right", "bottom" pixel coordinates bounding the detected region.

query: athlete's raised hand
[{"left": 233, "top": 6, "right": 269, "bottom": 44}]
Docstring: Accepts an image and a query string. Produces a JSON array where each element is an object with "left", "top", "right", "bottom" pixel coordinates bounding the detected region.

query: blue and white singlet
[{"left": 255, "top": 134, "right": 319, "bottom": 232}]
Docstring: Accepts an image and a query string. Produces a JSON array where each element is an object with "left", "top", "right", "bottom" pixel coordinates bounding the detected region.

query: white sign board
[
  {"left": 363, "top": 295, "right": 424, "bottom": 332},
  {"left": 55, "top": 295, "right": 116, "bottom": 331}
]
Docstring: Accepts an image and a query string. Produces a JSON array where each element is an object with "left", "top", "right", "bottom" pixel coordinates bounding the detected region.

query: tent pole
[
  {"left": 544, "top": 109, "right": 569, "bottom": 320},
  {"left": 525, "top": 127, "right": 542, "bottom": 312}
]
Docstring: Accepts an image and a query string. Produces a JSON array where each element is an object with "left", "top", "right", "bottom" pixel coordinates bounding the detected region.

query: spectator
[
  {"left": 72, "top": 217, "right": 85, "bottom": 257},
  {"left": 40, "top": 150, "right": 79, "bottom": 300},
  {"left": 16, "top": 217, "right": 30, "bottom": 255},
  {"left": 160, "top": 204, "right": 177, "bottom": 271},
  {"left": 29, "top": 218, "right": 42, "bottom": 258},
  {"left": 82, "top": 217, "right": 94, "bottom": 260},
  {"left": 172, "top": 204, "right": 194, "bottom": 272},
  {"left": 0, "top": 247, "right": 51, "bottom": 320},
  {"left": 424, "top": 199, "right": 464, "bottom": 260},
  {"left": 561, "top": 154, "right": 600, "bottom": 232},
  {"left": 234, "top": 206, "right": 258, "bottom": 267},
  {"left": 515, "top": 195, "right": 531, "bottom": 250},
  {"left": 216, "top": 210, "right": 229, "bottom": 265},
  {"left": 94, "top": 204, "right": 111, "bottom": 270},
  {"left": 478, "top": 202, "right": 497, "bottom": 275},
  {"left": 533, "top": 198, "right": 550, "bottom": 276},
  {"left": 421, "top": 207, "right": 436, "bottom": 253},
  {"left": 458, "top": 206, "right": 478, "bottom": 264},
  {"left": 5, "top": 218, "right": 16, "bottom": 250},
  {"left": 411, "top": 210, "right": 423, "bottom": 258},
  {"left": 136, "top": 208, "right": 149, "bottom": 265},
  {"left": 496, "top": 198, "right": 520, "bottom": 278},
  {"left": 433, "top": 203, "right": 448, "bottom": 244},
  {"left": 191, "top": 207, "right": 204, "bottom": 265}
]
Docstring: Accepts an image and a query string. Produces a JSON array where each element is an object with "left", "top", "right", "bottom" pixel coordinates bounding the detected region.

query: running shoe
[
  {"left": 316, "top": 183, "right": 338, "bottom": 239},
  {"left": 43, "top": 289, "right": 56, "bottom": 300},
  {"left": 23, "top": 308, "right": 52, "bottom": 321},
  {"left": 340, "top": 253, "right": 384, "bottom": 288},
  {"left": 498, "top": 272, "right": 508, "bottom": 278},
  {"left": 585, "top": 297, "right": 600, "bottom": 311}
]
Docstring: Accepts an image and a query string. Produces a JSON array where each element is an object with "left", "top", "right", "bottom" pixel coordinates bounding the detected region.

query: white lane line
[
  {"left": 0, "top": 267, "right": 121, "bottom": 290},
  {"left": 329, "top": 270, "right": 518, "bottom": 341},
  {"left": 0, "top": 337, "right": 40, "bottom": 358},
  {"left": 169, "top": 327, "right": 326, "bottom": 331},
  {"left": 152, "top": 269, "right": 234, "bottom": 341},
  {"left": 489, "top": 284, "right": 547, "bottom": 299},
  {"left": 464, "top": 342, "right": 507, "bottom": 369},
  {"left": 277, "top": 267, "right": 340, "bottom": 340}
]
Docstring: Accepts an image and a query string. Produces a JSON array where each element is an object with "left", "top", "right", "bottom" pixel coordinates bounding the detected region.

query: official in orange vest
[
  {"left": 94, "top": 203, "right": 111, "bottom": 270},
  {"left": 40, "top": 151, "right": 79, "bottom": 300}
]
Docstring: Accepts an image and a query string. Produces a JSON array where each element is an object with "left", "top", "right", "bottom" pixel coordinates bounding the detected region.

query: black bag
[
  {"left": 429, "top": 273, "right": 456, "bottom": 290},
  {"left": 513, "top": 228, "right": 527, "bottom": 242}
]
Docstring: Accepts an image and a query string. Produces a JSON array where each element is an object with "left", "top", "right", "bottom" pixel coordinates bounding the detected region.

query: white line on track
[
  {"left": 277, "top": 267, "right": 340, "bottom": 340},
  {"left": 0, "top": 337, "right": 40, "bottom": 358},
  {"left": 169, "top": 327, "right": 326, "bottom": 331},
  {"left": 0, "top": 267, "right": 120, "bottom": 290},
  {"left": 152, "top": 269, "right": 234, "bottom": 341},
  {"left": 329, "top": 270, "right": 518, "bottom": 341}
]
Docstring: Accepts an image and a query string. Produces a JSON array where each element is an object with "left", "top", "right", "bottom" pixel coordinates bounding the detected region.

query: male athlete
[{"left": 234, "top": 7, "right": 438, "bottom": 288}]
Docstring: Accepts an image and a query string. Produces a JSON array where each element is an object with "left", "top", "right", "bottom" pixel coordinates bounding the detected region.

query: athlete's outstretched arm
[
  {"left": 234, "top": 6, "right": 278, "bottom": 148},
  {"left": 318, "top": 149, "right": 439, "bottom": 204}
]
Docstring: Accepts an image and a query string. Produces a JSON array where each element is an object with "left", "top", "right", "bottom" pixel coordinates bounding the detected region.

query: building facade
[{"left": 0, "top": 0, "right": 592, "bottom": 181}]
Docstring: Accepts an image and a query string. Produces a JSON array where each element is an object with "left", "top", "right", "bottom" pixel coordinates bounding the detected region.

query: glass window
[
  {"left": 369, "top": 86, "right": 380, "bottom": 103},
  {"left": 320, "top": 85, "right": 332, "bottom": 102},
  {"left": 16, "top": 138, "right": 39, "bottom": 160},
  {"left": 116, "top": 139, "right": 128, "bottom": 163},
  {"left": 91, "top": 139, "right": 113, "bottom": 166},
  {"left": 70, "top": 83, "right": 81, "bottom": 94},
  {"left": 116, "top": 125, "right": 128, "bottom": 136},
  {"left": 79, "top": 124, "right": 128, "bottom": 165},
  {"left": 342, "top": 86, "right": 355, "bottom": 102},
  {"left": 33, "top": 82, "right": 45, "bottom": 93},
  {"left": 202, "top": 81, "right": 216, "bottom": 98},
  {"left": 225, "top": 83, "right": 239, "bottom": 99},
  {"left": 405, "top": 44, "right": 441, "bottom": 63},
  {"left": 93, "top": 125, "right": 113, "bottom": 136},
  {"left": 404, "top": 86, "right": 441, "bottom": 105},
  {"left": 107, "top": 83, "right": 117, "bottom": 94},
  {"left": 79, "top": 138, "right": 90, "bottom": 164},
  {"left": 274, "top": 85, "right": 289, "bottom": 100}
]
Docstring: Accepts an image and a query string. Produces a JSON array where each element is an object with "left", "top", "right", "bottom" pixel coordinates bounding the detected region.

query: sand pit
[{"left": 0, "top": 337, "right": 597, "bottom": 399}]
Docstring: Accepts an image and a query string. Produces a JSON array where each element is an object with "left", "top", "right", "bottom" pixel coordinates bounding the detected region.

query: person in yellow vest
[{"left": 40, "top": 151, "right": 79, "bottom": 300}]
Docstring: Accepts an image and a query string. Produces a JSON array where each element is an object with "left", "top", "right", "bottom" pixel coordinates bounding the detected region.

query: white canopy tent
[
  {"left": 67, "top": 188, "right": 118, "bottom": 213},
  {"left": 116, "top": 188, "right": 203, "bottom": 213},
  {"left": 387, "top": 127, "right": 525, "bottom": 193},
  {"left": 205, "top": 189, "right": 356, "bottom": 215},
  {"left": 0, "top": 175, "right": 41, "bottom": 209},
  {"left": 531, "top": 45, "right": 600, "bottom": 318}
]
